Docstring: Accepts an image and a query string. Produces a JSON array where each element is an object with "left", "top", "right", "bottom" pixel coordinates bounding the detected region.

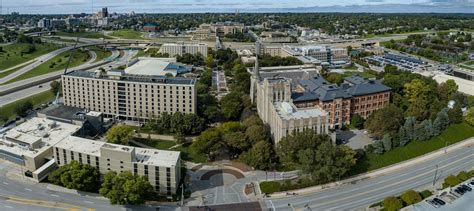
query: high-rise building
[
  {"left": 160, "top": 43, "right": 208, "bottom": 58},
  {"left": 101, "top": 7, "right": 108, "bottom": 18},
  {"left": 37, "top": 18, "right": 51, "bottom": 29},
  {"left": 61, "top": 69, "right": 197, "bottom": 121}
]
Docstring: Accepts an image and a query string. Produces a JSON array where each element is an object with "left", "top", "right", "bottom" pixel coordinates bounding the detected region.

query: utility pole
[
  {"left": 432, "top": 164, "right": 438, "bottom": 187},
  {"left": 444, "top": 141, "right": 449, "bottom": 154},
  {"left": 180, "top": 182, "right": 184, "bottom": 206}
]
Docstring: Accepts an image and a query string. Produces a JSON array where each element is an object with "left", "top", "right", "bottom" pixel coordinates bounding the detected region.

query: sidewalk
[{"left": 267, "top": 137, "right": 474, "bottom": 199}]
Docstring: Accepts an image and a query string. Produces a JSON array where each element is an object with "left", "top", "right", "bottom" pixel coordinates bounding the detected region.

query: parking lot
[
  {"left": 337, "top": 129, "right": 374, "bottom": 149},
  {"left": 413, "top": 180, "right": 474, "bottom": 211}
]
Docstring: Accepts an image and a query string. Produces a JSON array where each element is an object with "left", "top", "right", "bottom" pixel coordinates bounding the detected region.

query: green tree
[
  {"left": 435, "top": 109, "right": 450, "bottom": 131},
  {"left": 245, "top": 124, "right": 269, "bottom": 143},
  {"left": 50, "top": 81, "right": 61, "bottom": 95},
  {"left": 383, "top": 196, "right": 403, "bottom": 211},
  {"left": 276, "top": 130, "right": 330, "bottom": 164},
  {"left": 224, "top": 131, "right": 251, "bottom": 152},
  {"left": 240, "top": 141, "right": 276, "bottom": 170},
  {"left": 382, "top": 134, "right": 392, "bottom": 151},
  {"left": 373, "top": 140, "right": 385, "bottom": 154},
  {"left": 99, "top": 171, "right": 153, "bottom": 205},
  {"left": 447, "top": 103, "right": 463, "bottom": 124},
  {"left": 465, "top": 107, "right": 474, "bottom": 126},
  {"left": 14, "top": 100, "right": 33, "bottom": 117},
  {"left": 106, "top": 125, "right": 134, "bottom": 145},
  {"left": 190, "top": 128, "right": 222, "bottom": 157},
  {"left": 220, "top": 91, "right": 244, "bottom": 120},
  {"left": 364, "top": 105, "right": 405, "bottom": 139},
  {"left": 206, "top": 54, "right": 215, "bottom": 68},
  {"left": 48, "top": 161, "right": 100, "bottom": 192},
  {"left": 457, "top": 171, "right": 470, "bottom": 181},
  {"left": 400, "top": 190, "right": 422, "bottom": 205},
  {"left": 398, "top": 126, "right": 410, "bottom": 147},
  {"left": 350, "top": 114, "right": 365, "bottom": 129},
  {"left": 443, "top": 175, "right": 462, "bottom": 188}
]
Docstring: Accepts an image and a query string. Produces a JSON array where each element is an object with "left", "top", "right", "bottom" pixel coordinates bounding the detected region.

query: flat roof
[
  {"left": 125, "top": 57, "right": 177, "bottom": 76},
  {"left": 64, "top": 70, "right": 196, "bottom": 85},
  {"left": 55, "top": 136, "right": 104, "bottom": 157},
  {"left": 134, "top": 148, "right": 180, "bottom": 167},
  {"left": 275, "top": 102, "right": 326, "bottom": 120},
  {"left": 0, "top": 117, "right": 81, "bottom": 158}
]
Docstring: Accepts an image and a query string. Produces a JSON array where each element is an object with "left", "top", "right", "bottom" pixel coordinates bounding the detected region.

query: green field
[
  {"left": 55, "top": 31, "right": 112, "bottom": 39},
  {"left": 133, "top": 138, "right": 176, "bottom": 150},
  {"left": 260, "top": 121, "right": 474, "bottom": 194},
  {"left": 4, "top": 49, "right": 90, "bottom": 84},
  {"left": 89, "top": 46, "right": 112, "bottom": 63},
  {"left": 0, "top": 61, "right": 33, "bottom": 79},
  {"left": 464, "top": 60, "right": 474, "bottom": 65},
  {"left": 0, "top": 43, "right": 60, "bottom": 70},
  {"left": 341, "top": 71, "right": 377, "bottom": 78},
  {"left": 110, "top": 30, "right": 144, "bottom": 39},
  {"left": 0, "top": 91, "right": 55, "bottom": 125}
]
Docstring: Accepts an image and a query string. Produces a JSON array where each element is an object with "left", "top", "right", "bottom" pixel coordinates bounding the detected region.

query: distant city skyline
[{"left": 1, "top": 0, "right": 473, "bottom": 14}]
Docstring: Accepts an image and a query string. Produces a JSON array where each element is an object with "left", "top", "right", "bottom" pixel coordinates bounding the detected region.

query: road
[
  {"left": 264, "top": 141, "right": 474, "bottom": 210},
  {"left": 0, "top": 162, "right": 177, "bottom": 211}
]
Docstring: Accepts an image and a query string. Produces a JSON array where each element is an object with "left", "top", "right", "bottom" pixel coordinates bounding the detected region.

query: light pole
[
  {"left": 432, "top": 164, "right": 438, "bottom": 187},
  {"left": 444, "top": 141, "right": 449, "bottom": 154}
]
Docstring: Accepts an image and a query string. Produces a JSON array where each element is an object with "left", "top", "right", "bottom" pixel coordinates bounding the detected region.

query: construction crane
[{"left": 53, "top": 38, "right": 80, "bottom": 104}]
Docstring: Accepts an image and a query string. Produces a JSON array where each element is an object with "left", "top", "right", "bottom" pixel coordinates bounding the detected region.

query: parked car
[
  {"left": 455, "top": 187, "right": 465, "bottom": 195},
  {"left": 427, "top": 200, "right": 440, "bottom": 208},
  {"left": 433, "top": 198, "right": 446, "bottom": 206},
  {"left": 461, "top": 184, "right": 472, "bottom": 192},
  {"left": 467, "top": 181, "right": 474, "bottom": 188}
]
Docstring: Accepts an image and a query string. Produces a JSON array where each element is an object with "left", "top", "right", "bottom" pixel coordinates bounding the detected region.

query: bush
[
  {"left": 350, "top": 114, "right": 365, "bottom": 129},
  {"left": 400, "top": 189, "right": 422, "bottom": 205},
  {"left": 456, "top": 171, "right": 470, "bottom": 181},
  {"left": 443, "top": 175, "right": 462, "bottom": 188},
  {"left": 383, "top": 196, "right": 403, "bottom": 211},
  {"left": 419, "top": 190, "right": 433, "bottom": 199}
]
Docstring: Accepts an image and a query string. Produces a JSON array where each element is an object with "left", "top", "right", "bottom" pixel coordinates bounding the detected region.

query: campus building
[
  {"left": 250, "top": 59, "right": 391, "bottom": 142},
  {"left": 54, "top": 136, "right": 180, "bottom": 195},
  {"left": 61, "top": 64, "right": 197, "bottom": 121},
  {"left": 281, "top": 45, "right": 350, "bottom": 66},
  {"left": 160, "top": 43, "right": 208, "bottom": 58},
  {"left": 0, "top": 113, "right": 181, "bottom": 195},
  {"left": 194, "top": 22, "right": 245, "bottom": 39}
]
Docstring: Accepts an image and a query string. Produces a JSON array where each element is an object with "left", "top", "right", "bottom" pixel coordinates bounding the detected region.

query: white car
[{"left": 468, "top": 181, "right": 474, "bottom": 188}]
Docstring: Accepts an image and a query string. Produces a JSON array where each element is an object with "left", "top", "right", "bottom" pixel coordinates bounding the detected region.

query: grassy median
[
  {"left": 0, "top": 90, "right": 55, "bottom": 125},
  {"left": 3, "top": 49, "right": 90, "bottom": 84},
  {"left": 55, "top": 31, "right": 113, "bottom": 39},
  {"left": 89, "top": 46, "right": 112, "bottom": 63},
  {"left": 110, "top": 29, "right": 144, "bottom": 39},
  {"left": 0, "top": 43, "right": 59, "bottom": 70}
]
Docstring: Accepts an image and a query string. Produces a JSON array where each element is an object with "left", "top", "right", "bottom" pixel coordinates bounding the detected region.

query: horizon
[{"left": 1, "top": 0, "right": 474, "bottom": 14}]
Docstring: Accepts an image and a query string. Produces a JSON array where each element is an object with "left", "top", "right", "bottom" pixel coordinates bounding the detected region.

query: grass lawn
[
  {"left": 341, "top": 71, "right": 376, "bottom": 78},
  {"left": 0, "top": 61, "right": 33, "bottom": 79},
  {"left": 88, "top": 46, "right": 112, "bottom": 63},
  {"left": 4, "top": 49, "right": 90, "bottom": 84},
  {"left": 459, "top": 64, "right": 474, "bottom": 71},
  {"left": 0, "top": 43, "right": 60, "bottom": 70},
  {"left": 55, "top": 31, "right": 113, "bottom": 39},
  {"left": 261, "top": 122, "right": 474, "bottom": 194},
  {"left": 343, "top": 65, "right": 358, "bottom": 70},
  {"left": 464, "top": 60, "right": 474, "bottom": 65},
  {"left": 133, "top": 137, "right": 207, "bottom": 163},
  {"left": 110, "top": 30, "right": 144, "bottom": 39},
  {"left": 0, "top": 91, "right": 55, "bottom": 125},
  {"left": 349, "top": 122, "right": 474, "bottom": 175}
]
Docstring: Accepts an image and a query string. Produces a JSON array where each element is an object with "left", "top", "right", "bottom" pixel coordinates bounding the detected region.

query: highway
[{"left": 264, "top": 141, "right": 474, "bottom": 210}]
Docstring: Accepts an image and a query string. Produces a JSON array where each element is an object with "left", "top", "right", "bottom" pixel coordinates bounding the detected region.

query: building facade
[
  {"left": 160, "top": 43, "right": 208, "bottom": 58},
  {"left": 62, "top": 70, "right": 197, "bottom": 121},
  {"left": 54, "top": 136, "right": 180, "bottom": 195},
  {"left": 194, "top": 22, "right": 245, "bottom": 40}
]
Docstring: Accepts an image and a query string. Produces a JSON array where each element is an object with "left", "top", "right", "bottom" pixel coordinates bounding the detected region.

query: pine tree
[
  {"left": 398, "top": 126, "right": 410, "bottom": 146},
  {"left": 433, "top": 116, "right": 442, "bottom": 136},
  {"left": 373, "top": 140, "right": 385, "bottom": 154},
  {"left": 423, "top": 119, "right": 434, "bottom": 139},
  {"left": 404, "top": 117, "right": 416, "bottom": 141},
  {"left": 382, "top": 134, "right": 392, "bottom": 151},
  {"left": 436, "top": 109, "right": 450, "bottom": 130}
]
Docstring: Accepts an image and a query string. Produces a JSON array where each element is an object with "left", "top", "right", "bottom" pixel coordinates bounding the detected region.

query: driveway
[{"left": 337, "top": 129, "right": 374, "bottom": 149}]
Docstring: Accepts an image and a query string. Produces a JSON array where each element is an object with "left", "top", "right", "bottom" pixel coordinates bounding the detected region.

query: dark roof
[
  {"left": 39, "top": 105, "right": 88, "bottom": 122},
  {"left": 292, "top": 75, "right": 391, "bottom": 102}
]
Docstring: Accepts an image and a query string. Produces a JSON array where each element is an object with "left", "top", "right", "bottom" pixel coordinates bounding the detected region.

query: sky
[{"left": 1, "top": 0, "right": 473, "bottom": 14}]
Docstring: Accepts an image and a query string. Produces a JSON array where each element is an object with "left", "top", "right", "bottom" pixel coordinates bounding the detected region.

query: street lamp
[{"left": 432, "top": 164, "right": 438, "bottom": 187}]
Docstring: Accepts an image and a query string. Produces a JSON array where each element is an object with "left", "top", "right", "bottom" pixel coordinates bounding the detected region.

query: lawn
[
  {"left": 0, "top": 43, "right": 60, "bottom": 70},
  {"left": 110, "top": 30, "right": 144, "bottom": 39},
  {"left": 349, "top": 121, "right": 474, "bottom": 175},
  {"left": 0, "top": 90, "right": 55, "bottom": 125},
  {"left": 0, "top": 61, "right": 33, "bottom": 79},
  {"left": 341, "top": 70, "right": 377, "bottom": 78},
  {"left": 133, "top": 137, "right": 207, "bottom": 163},
  {"left": 88, "top": 46, "right": 112, "bottom": 63},
  {"left": 260, "top": 121, "right": 474, "bottom": 194},
  {"left": 4, "top": 48, "right": 90, "bottom": 84},
  {"left": 464, "top": 60, "right": 474, "bottom": 65},
  {"left": 55, "top": 31, "right": 112, "bottom": 39}
]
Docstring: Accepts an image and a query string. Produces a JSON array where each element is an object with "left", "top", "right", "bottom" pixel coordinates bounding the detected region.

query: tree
[
  {"left": 220, "top": 91, "right": 244, "bottom": 120},
  {"left": 190, "top": 128, "right": 222, "bottom": 157},
  {"left": 240, "top": 141, "right": 276, "bottom": 170},
  {"left": 99, "top": 171, "right": 153, "bottom": 205},
  {"left": 224, "top": 131, "right": 251, "bottom": 153},
  {"left": 435, "top": 109, "right": 450, "bottom": 131},
  {"left": 245, "top": 124, "right": 269, "bottom": 143},
  {"left": 297, "top": 143, "right": 357, "bottom": 183},
  {"left": 413, "top": 120, "right": 431, "bottom": 141},
  {"left": 106, "top": 125, "right": 134, "bottom": 145},
  {"left": 48, "top": 161, "right": 100, "bottom": 192},
  {"left": 443, "top": 175, "right": 462, "bottom": 188},
  {"left": 465, "top": 107, "right": 474, "bottom": 126},
  {"left": 373, "top": 140, "right": 385, "bottom": 154},
  {"left": 447, "top": 103, "right": 463, "bottom": 124},
  {"left": 50, "top": 81, "right": 61, "bottom": 95},
  {"left": 350, "top": 114, "right": 365, "bottom": 129},
  {"left": 444, "top": 79, "right": 459, "bottom": 99},
  {"left": 14, "top": 100, "right": 33, "bottom": 117},
  {"left": 404, "top": 79, "right": 432, "bottom": 120},
  {"left": 401, "top": 190, "right": 422, "bottom": 205},
  {"left": 398, "top": 126, "right": 410, "bottom": 147},
  {"left": 383, "top": 196, "right": 403, "bottom": 211},
  {"left": 382, "top": 134, "right": 392, "bottom": 151},
  {"left": 206, "top": 54, "right": 215, "bottom": 68},
  {"left": 364, "top": 105, "right": 405, "bottom": 139},
  {"left": 276, "top": 130, "right": 330, "bottom": 164},
  {"left": 457, "top": 171, "right": 470, "bottom": 181}
]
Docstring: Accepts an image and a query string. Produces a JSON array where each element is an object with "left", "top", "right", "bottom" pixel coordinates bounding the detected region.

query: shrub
[
  {"left": 419, "top": 190, "right": 433, "bottom": 199},
  {"left": 443, "top": 175, "right": 462, "bottom": 188},
  {"left": 400, "top": 189, "right": 422, "bottom": 205},
  {"left": 383, "top": 196, "right": 403, "bottom": 211},
  {"left": 456, "top": 171, "right": 470, "bottom": 181}
]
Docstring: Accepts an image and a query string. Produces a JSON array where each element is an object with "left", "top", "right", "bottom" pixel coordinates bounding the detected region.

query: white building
[{"left": 160, "top": 43, "right": 208, "bottom": 58}]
